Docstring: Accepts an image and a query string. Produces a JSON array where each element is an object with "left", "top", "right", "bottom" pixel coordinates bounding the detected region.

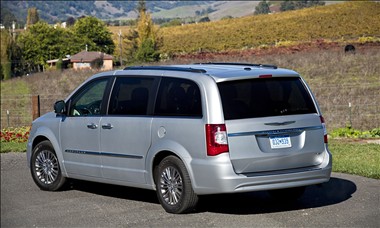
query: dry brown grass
[
  {"left": 1, "top": 47, "right": 379, "bottom": 130},
  {"left": 168, "top": 46, "right": 380, "bottom": 130}
]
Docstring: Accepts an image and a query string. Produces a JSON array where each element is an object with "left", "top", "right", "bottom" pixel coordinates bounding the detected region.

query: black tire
[
  {"left": 155, "top": 155, "right": 198, "bottom": 214},
  {"left": 268, "top": 186, "right": 306, "bottom": 201},
  {"left": 30, "top": 140, "right": 66, "bottom": 191}
]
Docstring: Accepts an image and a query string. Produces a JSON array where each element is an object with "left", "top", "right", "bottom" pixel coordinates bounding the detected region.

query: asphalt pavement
[{"left": 1, "top": 152, "right": 379, "bottom": 227}]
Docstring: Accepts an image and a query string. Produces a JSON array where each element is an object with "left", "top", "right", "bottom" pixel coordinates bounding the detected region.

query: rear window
[{"left": 218, "top": 77, "right": 317, "bottom": 120}]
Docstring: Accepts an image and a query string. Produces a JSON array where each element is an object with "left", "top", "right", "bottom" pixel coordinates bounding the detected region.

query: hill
[
  {"left": 0, "top": 1, "right": 343, "bottom": 27},
  {"left": 1, "top": 1, "right": 241, "bottom": 26},
  {"left": 157, "top": 1, "right": 380, "bottom": 54}
]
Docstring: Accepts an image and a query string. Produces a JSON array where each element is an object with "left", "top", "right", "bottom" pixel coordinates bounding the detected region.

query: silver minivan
[{"left": 27, "top": 63, "right": 332, "bottom": 213}]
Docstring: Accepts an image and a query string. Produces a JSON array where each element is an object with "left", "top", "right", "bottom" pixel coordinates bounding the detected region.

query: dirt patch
[{"left": 331, "top": 138, "right": 380, "bottom": 144}]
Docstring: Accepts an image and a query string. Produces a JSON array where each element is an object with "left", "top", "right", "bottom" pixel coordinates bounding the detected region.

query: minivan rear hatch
[{"left": 218, "top": 77, "right": 325, "bottom": 174}]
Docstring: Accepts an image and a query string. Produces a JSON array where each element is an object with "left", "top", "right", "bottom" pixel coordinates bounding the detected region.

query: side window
[
  {"left": 69, "top": 78, "right": 109, "bottom": 116},
  {"left": 154, "top": 77, "right": 202, "bottom": 117},
  {"left": 108, "top": 77, "right": 155, "bottom": 115}
]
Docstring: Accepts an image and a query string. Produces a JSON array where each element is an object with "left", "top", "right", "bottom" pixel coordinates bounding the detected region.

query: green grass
[
  {"left": 329, "top": 139, "right": 380, "bottom": 179},
  {"left": 0, "top": 142, "right": 27, "bottom": 153}
]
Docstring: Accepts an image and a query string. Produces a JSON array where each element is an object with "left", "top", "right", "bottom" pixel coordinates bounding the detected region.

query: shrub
[
  {"left": 0, "top": 126, "right": 30, "bottom": 143},
  {"left": 357, "top": 36, "right": 380, "bottom": 44},
  {"left": 370, "top": 128, "right": 380, "bottom": 137},
  {"left": 330, "top": 127, "right": 380, "bottom": 138}
]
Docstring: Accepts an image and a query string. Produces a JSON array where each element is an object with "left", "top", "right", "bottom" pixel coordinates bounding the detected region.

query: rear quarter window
[
  {"left": 154, "top": 77, "right": 202, "bottom": 117},
  {"left": 218, "top": 77, "right": 317, "bottom": 120}
]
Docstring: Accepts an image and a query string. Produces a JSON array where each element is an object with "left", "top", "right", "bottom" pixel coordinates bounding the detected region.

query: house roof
[{"left": 70, "top": 51, "right": 113, "bottom": 63}]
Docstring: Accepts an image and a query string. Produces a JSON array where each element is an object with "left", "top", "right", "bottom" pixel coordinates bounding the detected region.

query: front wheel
[
  {"left": 30, "top": 140, "right": 66, "bottom": 191},
  {"left": 155, "top": 156, "right": 198, "bottom": 214}
]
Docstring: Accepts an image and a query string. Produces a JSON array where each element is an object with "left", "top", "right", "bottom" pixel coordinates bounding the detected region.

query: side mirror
[{"left": 54, "top": 100, "right": 66, "bottom": 114}]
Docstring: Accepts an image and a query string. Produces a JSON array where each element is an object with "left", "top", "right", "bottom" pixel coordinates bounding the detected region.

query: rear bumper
[{"left": 190, "top": 149, "right": 332, "bottom": 195}]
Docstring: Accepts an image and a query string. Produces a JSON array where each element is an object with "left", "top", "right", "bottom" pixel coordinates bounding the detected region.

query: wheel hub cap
[
  {"left": 35, "top": 150, "right": 59, "bottom": 185},
  {"left": 160, "top": 166, "right": 183, "bottom": 205}
]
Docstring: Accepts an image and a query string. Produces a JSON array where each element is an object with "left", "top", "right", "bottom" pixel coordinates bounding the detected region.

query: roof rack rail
[
  {"left": 123, "top": 66, "right": 207, "bottom": 73},
  {"left": 194, "top": 62, "right": 278, "bottom": 69}
]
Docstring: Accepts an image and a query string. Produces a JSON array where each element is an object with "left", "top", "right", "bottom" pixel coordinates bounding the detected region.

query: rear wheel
[
  {"left": 155, "top": 155, "right": 198, "bottom": 214},
  {"left": 30, "top": 140, "right": 66, "bottom": 191}
]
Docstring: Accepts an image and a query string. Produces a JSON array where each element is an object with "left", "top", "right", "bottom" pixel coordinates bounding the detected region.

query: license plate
[{"left": 270, "top": 135, "right": 292, "bottom": 149}]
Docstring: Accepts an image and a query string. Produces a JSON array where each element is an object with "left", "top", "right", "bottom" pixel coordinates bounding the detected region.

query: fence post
[
  {"left": 32, "top": 95, "right": 40, "bottom": 120},
  {"left": 7, "top": 110, "right": 10, "bottom": 128}
]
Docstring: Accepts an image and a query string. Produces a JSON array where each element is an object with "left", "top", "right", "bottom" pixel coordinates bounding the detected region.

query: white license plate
[{"left": 270, "top": 135, "right": 292, "bottom": 149}]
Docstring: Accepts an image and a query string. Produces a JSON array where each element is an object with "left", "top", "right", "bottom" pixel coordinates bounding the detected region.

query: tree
[
  {"left": 7, "top": 39, "right": 23, "bottom": 76},
  {"left": 135, "top": 38, "right": 159, "bottom": 62},
  {"left": 0, "top": 8, "right": 18, "bottom": 29},
  {"left": 117, "top": 29, "right": 139, "bottom": 64},
  {"left": 136, "top": 0, "right": 147, "bottom": 15},
  {"left": 307, "top": 0, "right": 325, "bottom": 7},
  {"left": 255, "top": 0, "right": 271, "bottom": 15},
  {"left": 26, "top": 7, "right": 39, "bottom": 28},
  {"left": 18, "top": 21, "right": 85, "bottom": 72},
  {"left": 72, "top": 16, "right": 115, "bottom": 54},
  {"left": 66, "top": 17, "right": 75, "bottom": 27},
  {"left": 134, "top": 9, "right": 160, "bottom": 62},
  {"left": 1, "top": 30, "right": 12, "bottom": 79},
  {"left": 294, "top": 0, "right": 308, "bottom": 9},
  {"left": 280, "top": 0, "right": 296, "bottom": 11},
  {"left": 1, "top": 31, "right": 10, "bottom": 65},
  {"left": 280, "top": 0, "right": 325, "bottom": 11},
  {"left": 198, "top": 16, "right": 210, "bottom": 23}
]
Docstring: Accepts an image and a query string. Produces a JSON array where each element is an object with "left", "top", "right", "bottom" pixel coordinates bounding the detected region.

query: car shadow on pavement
[
  {"left": 67, "top": 179, "right": 159, "bottom": 204},
  {"left": 66, "top": 177, "right": 356, "bottom": 215},
  {"left": 197, "top": 177, "right": 357, "bottom": 214}
]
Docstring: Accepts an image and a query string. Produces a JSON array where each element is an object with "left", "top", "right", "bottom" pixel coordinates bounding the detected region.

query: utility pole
[
  {"left": 12, "top": 21, "right": 16, "bottom": 40},
  {"left": 118, "top": 29, "right": 123, "bottom": 66}
]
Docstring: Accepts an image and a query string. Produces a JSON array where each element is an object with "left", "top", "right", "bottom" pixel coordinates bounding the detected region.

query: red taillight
[
  {"left": 320, "top": 116, "right": 328, "bottom": 143},
  {"left": 205, "top": 124, "right": 229, "bottom": 156}
]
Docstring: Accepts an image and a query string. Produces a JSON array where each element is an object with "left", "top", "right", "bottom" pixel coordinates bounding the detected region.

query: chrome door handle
[
  {"left": 101, "top": 123, "right": 113, "bottom": 129},
  {"left": 87, "top": 123, "right": 98, "bottom": 129}
]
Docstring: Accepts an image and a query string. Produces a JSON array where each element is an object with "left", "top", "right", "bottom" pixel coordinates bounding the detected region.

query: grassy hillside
[
  {"left": 157, "top": 1, "right": 380, "bottom": 54},
  {"left": 151, "top": 1, "right": 258, "bottom": 20}
]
